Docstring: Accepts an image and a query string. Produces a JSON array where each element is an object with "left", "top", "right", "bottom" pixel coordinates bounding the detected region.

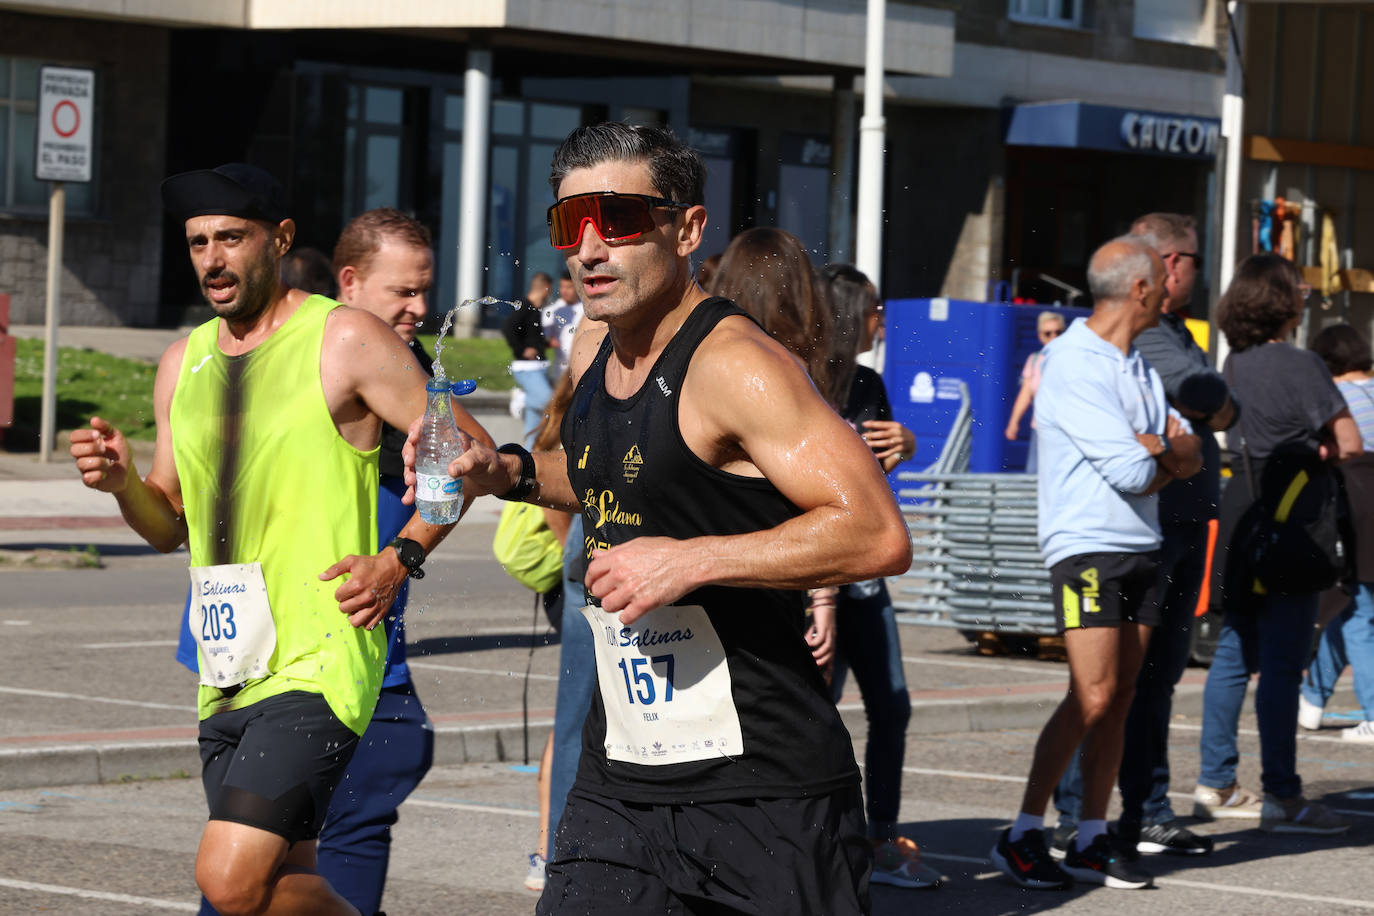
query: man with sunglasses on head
[
  {"left": 404, "top": 122, "right": 912, "bottom": 915},
  {"left": 1051, "top": 213, "right": 1238, "bottom": 862}
]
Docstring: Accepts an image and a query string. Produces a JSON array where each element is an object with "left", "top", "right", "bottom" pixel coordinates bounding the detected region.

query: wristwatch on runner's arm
[{"left": 389, "top": 536, "right": 427, "bottom": 579}]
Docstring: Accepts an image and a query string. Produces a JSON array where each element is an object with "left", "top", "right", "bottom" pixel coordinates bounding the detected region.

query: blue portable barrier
[{"left": 881, "top": 298, "right": 1089, "bottom": 475}]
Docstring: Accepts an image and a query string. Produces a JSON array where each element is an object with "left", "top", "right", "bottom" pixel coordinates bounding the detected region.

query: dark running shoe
[
  {"left": 1062, "top": 834, "right": 1153, "bottom": 889},
  {"left": 990, "top": 827, "right": 1073, "bottom": 890},
  {"left": 1047, "top": 822, "right": 1076, "bottom": 860},
  {"left": 1136, "top": 821, "right": 1214, "bottom": 856}
]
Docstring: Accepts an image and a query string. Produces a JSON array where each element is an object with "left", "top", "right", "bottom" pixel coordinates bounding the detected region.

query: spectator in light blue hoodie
[{"left": 990, "top": 237, "right": 1201, "bottom": 894}]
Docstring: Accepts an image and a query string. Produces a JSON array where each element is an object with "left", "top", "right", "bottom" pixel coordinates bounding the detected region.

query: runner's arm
[
  {"left": 321, "top": 307, "right": 497, "bottom": 627},
  {"left": 68, "top": 338, "right": 188, "bottom": 553},
  {"left": 585, "top": 325, "right": 912, "bottom": 623}
]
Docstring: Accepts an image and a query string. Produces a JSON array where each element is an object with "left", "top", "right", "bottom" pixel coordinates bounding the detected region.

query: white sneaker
[
  {"left": 1341, "top": 720, "right": 1374, "bottom": 743},
  {"left": 1298, "top": 693, "right": 1325, "bottom": 731},
  {"left": 524, "top": 852, "right": 546, "bottom": 891},
  {"left": 1193, "top": 782, "right": 1264, "bottom": 820}
]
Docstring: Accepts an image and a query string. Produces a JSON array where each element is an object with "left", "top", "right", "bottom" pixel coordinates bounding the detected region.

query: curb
[{"left": 0, "top": 688, "right": 1209, "bottom": 792}]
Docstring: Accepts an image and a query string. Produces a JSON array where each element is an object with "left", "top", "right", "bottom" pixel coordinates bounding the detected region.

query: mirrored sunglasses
[{"left": 547, "top": 191, "right": 689, "bottom": 250}]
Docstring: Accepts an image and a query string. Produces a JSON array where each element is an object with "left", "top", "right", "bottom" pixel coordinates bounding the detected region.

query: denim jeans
[
  {"left": 1198, "top": 592, "right": 1318, "bottom": 799},
  {"left": 1303, "top": 583, "right": 1374, "bottom": 721},
  {"left": 830, "top": 579, "right": 911, "bottom": 838},
  {"left": 512, "top": 364, "right": 554, "bottom": 446},
  {"left": 1054, "top": 524, "right": 1205, "bottom": 828},
  {"left": 548, "top": 515, "right": 595, "bottom": 850}
]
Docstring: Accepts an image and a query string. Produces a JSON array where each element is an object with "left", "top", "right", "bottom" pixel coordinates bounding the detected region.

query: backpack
[
  {"left": 492, "top": 500, "right": 563, "bottom": 593},
  {"left": 1235, "top": 449, "right": 1351, "bottom": 597}
]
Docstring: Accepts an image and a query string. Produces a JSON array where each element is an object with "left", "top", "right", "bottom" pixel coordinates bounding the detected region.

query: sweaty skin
[{"left": 403, "top": 160, "right": 911, "bottom": 626}]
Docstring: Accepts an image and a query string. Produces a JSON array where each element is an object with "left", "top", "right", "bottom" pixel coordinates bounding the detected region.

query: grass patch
[
  {"left": 5, "top": 334, "right": 512, "bottom": 452},
  {"left": 416, "top": 335, "right": 515, "bottom": 391},
  {"left": 9, "top": 337, "right": 158, "bottom": 451}
]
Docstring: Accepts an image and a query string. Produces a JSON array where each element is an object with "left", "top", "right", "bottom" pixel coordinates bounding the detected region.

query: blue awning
[{"left": 1004, "top": 101, "right": 1220, "bottom": 161}]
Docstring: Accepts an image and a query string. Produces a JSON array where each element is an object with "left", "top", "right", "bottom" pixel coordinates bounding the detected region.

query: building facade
[{"left": 0, "top": 0, "right": 1232, "bottom": 329}]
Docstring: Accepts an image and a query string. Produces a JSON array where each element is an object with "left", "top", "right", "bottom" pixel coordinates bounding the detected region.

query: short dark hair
[
  {"left": 281, "top": 246, "right": 336, "bottom": 297},
  {"left": 530, "top": 271, "right": 553, "bottom": 286},
  {"left": 549, "top": 122, "right": 706, "bottom": 205},
  {"left": 560, "top": 269, "right": 572, "bottom": 282},
  {"left": 1312, "top": 323, "right": 1373, "bottom": 376},
  {"left": 333, "top": 208, "right": 432, "bottom": 279},
  {"left": 1217, "top": 254, "right": 1305, "bottom": 351}
]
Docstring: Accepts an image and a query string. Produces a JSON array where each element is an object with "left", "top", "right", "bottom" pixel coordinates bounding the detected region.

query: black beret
[{"left": 161, "top": 163, "right": 288, "bottom": 225}]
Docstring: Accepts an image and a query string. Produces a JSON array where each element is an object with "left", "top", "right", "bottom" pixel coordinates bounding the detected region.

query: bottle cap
[{"left": 449, "top": 379, "right": 478, "bottom": 395}]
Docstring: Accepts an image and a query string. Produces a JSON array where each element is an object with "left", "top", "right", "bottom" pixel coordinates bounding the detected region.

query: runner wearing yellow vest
[{"left": 68, "top": 164, "right": 491, "bottom": 916}]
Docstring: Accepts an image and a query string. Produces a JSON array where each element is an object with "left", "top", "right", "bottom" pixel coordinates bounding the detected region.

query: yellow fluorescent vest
[{"left": 171, "top": 295, "right": 383, "bottom": 734}]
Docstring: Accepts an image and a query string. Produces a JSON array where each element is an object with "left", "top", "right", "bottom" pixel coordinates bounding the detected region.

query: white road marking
[
  {"left": 1170, "top": 720, "right": 1369, "bottom": 746},
  {"left": 902, "top": 655, "right": 1068, "bottom": 676},
  {"left": 78, "top": 639, "right": 180, "bottom": 649},
  {"left": 903, "top": 765, "right": 1028, "bottom": 784},
  {"left": 1154, "top": 876, "right": 1374, "bottom": 908},
  {"left": 405, "top": 798, "right": 538, "bottom": 818},
  {"left": 0, "top": 877, "right": 197, "bottom": 911},
  {"left": 0, "top": 685, "right": 195, "bottom": 712},
  {"left": 408, "top": 661, "right": 556, "bottom": 681},
  {"left": 2, "top": 620, "right": 31, "bottom": 626}
]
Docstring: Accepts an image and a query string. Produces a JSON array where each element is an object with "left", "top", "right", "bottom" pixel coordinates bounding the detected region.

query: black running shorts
[
  {"left": 537, "top": 784, "right": 870, "bottom": 915},
  {"left": 198, "top": 690, "right": 359, "bottom": 845},
  {"left": 1050, "top": 551, "right": 1161, "bottom": 633}
]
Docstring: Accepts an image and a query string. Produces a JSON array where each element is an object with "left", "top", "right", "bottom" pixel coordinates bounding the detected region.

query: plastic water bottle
[{"left": 415, "top": 379, "right": 473, "bottom": 524}]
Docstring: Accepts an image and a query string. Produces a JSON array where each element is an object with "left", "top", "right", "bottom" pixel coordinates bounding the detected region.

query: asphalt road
[{"left": 2, "top": 512, "right": 1373, "bottom": 913}]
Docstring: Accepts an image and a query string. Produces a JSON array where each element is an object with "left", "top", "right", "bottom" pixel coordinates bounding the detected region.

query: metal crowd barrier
[{"left": 891, "top": 471, "right": 1058, "bottom": 636}]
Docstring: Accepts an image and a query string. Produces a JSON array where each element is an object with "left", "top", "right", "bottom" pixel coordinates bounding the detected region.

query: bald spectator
[
  {"left": 1051, "top": 213, "right": 1235, "bottom": 860},
  {"left": 990, "top": 238, "right": 1200, "bottom": 892}
]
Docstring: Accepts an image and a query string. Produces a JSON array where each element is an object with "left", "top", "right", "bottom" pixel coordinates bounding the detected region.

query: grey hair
[
  {"left": 1088, "top": 236, "right": 1157, "bottom": 302},
  {"left": 1036, "top": 310, "right": 1065, "bottom": 330},
  {"left": 1130, "top": 212, "right": 1196, "bottom": 252},
  {"left": 549, "top": 122, "right": 706, "bottom": 205}
]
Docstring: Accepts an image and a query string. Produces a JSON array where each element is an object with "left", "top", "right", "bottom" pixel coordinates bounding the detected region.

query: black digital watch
[{"left": 388, "top": 536, "right": 426, "bottom": 579}]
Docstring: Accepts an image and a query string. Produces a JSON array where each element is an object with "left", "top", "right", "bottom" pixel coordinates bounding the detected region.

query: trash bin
[{"left": 883, "top": 298, "right": 1088, "bottom": 473}]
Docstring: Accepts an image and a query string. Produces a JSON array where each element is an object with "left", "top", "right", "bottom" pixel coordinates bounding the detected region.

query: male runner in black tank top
[{"left": 402, "top": 123, "right": 912, "bottom": 915}]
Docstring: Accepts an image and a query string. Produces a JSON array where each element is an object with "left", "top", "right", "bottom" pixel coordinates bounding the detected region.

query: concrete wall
[{"left": 0, "top": 11, "right": 167, "bottom": 326}]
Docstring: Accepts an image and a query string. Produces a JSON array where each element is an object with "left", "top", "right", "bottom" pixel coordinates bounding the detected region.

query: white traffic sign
[{"left": 35, "top": 66, "right": 95, "bottom": 183}]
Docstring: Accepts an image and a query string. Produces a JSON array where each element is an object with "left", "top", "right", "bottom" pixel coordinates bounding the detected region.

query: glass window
[
  {"left": 486, "top": 144, "right": 520, "bottom": 299},
  {"left": 524, "top": 142, "right": 560, "bottom": 282},
  {"left": 620, "top": 106, "right": 664, "bottom": 126},
  {"left": 1009, "top": 0, "right": 1080, "bottom": 26},
  {"left": 492, "top": 100, "right": 524, "bottom": 136},
  {"left": 364, "top": 86, "right": 403, "bottom": 125},
  {"left": 436, "top": 138, "right": 463, "bottom": 316},
  {"left": 13, "top": 109, "right": 45, "bottom": 208},
  {"left": 1133, "top": 0, "right": 1210, "bottom": 45},
  {"left": 529, "top": 103, "right": 580, "bottom": 140},
  {"left": 362, "top": 134, "right": 401, "bottom": 210},
  {"left": 444, "top": 94, "right": 464, "bottom": 131}
]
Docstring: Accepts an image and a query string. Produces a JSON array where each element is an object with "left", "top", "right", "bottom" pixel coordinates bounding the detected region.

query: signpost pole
[{"left": 39, "top": 181, "right": 65, "bottom": 463}]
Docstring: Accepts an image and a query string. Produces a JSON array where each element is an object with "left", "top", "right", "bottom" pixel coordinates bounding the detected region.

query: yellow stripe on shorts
[{"left": 1062, "top": 583, "right": 1081, "bottom": 630}]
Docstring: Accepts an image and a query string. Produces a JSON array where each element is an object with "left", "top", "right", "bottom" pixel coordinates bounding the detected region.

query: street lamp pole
[{"left": 855, "top": 0, "right": 886, "bottom": 292}]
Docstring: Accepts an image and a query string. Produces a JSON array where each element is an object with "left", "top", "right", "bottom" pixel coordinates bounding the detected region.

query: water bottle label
[{"left": 417, "top": 472, "right": 461, "bottom": 501}]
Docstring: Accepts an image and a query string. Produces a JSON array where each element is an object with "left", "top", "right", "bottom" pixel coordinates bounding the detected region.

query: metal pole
[
  {"left": 855, "top": 0, "right": 886, "bottom": 292},
  {"left": 1214, "top": 1, "right": 1245, "bottom": 371},
  {"left": 455, "top": 46, "right": 492, "bottom": 337},
  {"left": 39, "top": 181, "right": 64, "bottom": 463},
  {"left": 827, "top": 75, "right": 857, "bottom": 266}
]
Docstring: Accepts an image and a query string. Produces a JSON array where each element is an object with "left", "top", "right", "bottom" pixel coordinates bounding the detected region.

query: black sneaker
[
  {"left": 1062, "top": 834, "right": 1153, "bottom": 889},
  {"left": 990, "top": 827, "right": 1073, "bottom": 890},
  {"left": 1047, "top": 822, "right": 1076, "bottom": 861},
  {"left": 1110, "top": 820, "right": 1142, "bottom": 862},
  {"left": 1136, "top": 821, "right": 1214, "bottom": 856}
]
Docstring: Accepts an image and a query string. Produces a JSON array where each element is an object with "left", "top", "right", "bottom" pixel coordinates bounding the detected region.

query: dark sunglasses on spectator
[
  {"left": 547, "top": 191, "right": 689, "bottom": 250},
  {"left": 1170, "top": 251, "right": 1203, "bottom": 270}
]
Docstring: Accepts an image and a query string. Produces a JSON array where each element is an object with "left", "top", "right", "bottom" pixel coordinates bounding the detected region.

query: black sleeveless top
[{"left": 561, "top": 297, "right": 861, "bottom": 803}]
